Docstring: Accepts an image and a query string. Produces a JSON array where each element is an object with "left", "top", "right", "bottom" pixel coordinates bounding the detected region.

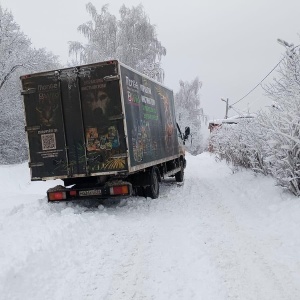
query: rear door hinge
[
  {"left": 29, "top": 162, "right": 44, "bottom": 168},
  {"left": 21, "top": 88, "right": 36, "bottom": 95},
  {"left": 103, "top": 75, "right": 119, "bottom": 82},
  {"left": 111, "top": 153, "right": 128, "bottom": 159},
  {"left": 25, "top": 125, "right": 41, "bottom": 132},
  {"left": 109, "top": 114, "right": 124, "bottom": 121}
]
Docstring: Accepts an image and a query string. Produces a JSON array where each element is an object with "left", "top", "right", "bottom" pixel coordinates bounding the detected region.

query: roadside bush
[
  {"left": 210, "top": 109, "right": 300, "bottom": 196},
  {"left": 210, "top": 118, "right": 263, "bottom": 172}
]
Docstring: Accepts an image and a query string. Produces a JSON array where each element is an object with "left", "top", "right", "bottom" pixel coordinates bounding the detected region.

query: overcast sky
[{"left": 1, "top": 0, "right": 300, "bottom": 119}]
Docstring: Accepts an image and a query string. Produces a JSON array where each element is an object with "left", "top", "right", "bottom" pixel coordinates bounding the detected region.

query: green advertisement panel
[{"left": 120, "top": 65, "right": 179, "bottom": 168}]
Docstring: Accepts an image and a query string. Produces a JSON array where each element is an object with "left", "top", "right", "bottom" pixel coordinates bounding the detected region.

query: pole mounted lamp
[
  {"left": 221, "top": 98, "right": 229, "bottom": 119},
  {"left": 277, "top": 38, "right": 300, "bottom": 57},
  {"left": 277, "top": 38, "right": 293, "bottom": 48}
]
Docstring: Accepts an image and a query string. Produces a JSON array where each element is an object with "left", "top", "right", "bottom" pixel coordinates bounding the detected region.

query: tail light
[
  {"left": 109, "top": 185, "right": 129, "bottom": 196},
  {"left": 48, "top": 191, "right": 66, "bottom": 201}
]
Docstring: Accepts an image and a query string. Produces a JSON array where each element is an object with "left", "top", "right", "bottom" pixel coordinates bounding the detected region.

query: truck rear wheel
[
  {"left": 146, "top": 167, "right": 159, "bottom": 199},
  {"left": 175, "top": 160, "right": 184, "bottom": 182}
]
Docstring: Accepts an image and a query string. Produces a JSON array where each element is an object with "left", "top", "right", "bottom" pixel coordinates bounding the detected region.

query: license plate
[{"left": 79, "top": 189, "right": 102, "bottom": 197}]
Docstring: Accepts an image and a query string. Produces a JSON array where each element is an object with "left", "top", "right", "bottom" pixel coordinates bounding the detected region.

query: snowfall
[{"left": 0, "top": 152, "right": 300, "bottom": 300}]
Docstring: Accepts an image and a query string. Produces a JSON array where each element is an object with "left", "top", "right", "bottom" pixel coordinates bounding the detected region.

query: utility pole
[{"left": 221, "top": 98, "right": 229, "bottom": 119}]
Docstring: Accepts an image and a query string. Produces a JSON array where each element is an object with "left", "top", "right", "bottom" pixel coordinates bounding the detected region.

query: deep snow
[{"left": 0, "top": 153, "right": 299, "bottom": 300}]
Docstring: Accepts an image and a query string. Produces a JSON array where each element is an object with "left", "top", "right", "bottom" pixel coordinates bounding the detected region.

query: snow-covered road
[{"left": 1, "top": 153, "right": 300, "bottom": 300}]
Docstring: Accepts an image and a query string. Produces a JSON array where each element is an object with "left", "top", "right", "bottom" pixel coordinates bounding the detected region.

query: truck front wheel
[{"left": 146, "top": 167, "right": 160, "bottom": 199}]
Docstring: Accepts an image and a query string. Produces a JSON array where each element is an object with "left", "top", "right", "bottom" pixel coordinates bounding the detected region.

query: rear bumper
[{"left": 47, "top": 182, "right": 133, "bottom": 202}]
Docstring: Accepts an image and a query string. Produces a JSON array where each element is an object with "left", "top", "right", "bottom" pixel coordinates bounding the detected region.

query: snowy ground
[{"left": 0, "top": 152, "right": 300, "bottom": 300}]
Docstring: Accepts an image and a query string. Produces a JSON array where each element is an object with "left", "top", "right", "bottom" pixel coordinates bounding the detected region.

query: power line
[
  {"left": 230, "top": 106, "right": 245, "bottom": 116},
  {"left": 230, "top": 58, "right": 284, "bottom": 107},
  {"left": 230, "top": 42, "right": 300, "bottom": 108}
]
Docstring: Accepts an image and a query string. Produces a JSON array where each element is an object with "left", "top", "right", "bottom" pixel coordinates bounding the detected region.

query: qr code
[{"left": 41, "top": 133, "right": 56, "bottom": 150}]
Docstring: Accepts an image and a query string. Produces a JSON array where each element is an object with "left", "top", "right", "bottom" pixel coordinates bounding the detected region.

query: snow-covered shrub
[
  {"left": 211, "top": 110, "right": 300, "bottom": 195},
  {"left": 257, "top": 108, "right": 300, "bottom": 195},
  {"left": 210, "top": 118, "right": 258, "bottom": 171}
]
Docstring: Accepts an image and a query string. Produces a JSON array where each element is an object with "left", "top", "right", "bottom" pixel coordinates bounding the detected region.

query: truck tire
[
  {"left": 146, "top": 167, "right": 160, "bottom": 199},
  {"left": 175, "top": 160, "right": 184, "bottom": 182}
]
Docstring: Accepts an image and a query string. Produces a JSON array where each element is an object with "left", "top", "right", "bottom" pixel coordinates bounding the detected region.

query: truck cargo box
[{"left": 21, "top": 60, "right": 180, "bottom": 183}]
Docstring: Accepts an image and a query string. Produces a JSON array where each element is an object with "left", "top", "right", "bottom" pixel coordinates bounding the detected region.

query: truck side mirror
[
  {"left": 184, "top": 127, "right": 190, "bottom": 137},
  {"left": 182, "top": 126, "right": 190, "bottom": 145}
]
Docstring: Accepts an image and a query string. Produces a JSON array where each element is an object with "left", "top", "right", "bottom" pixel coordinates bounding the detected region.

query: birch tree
[{"left": 69, "top": 3, "right": 166, "bottom": 82}]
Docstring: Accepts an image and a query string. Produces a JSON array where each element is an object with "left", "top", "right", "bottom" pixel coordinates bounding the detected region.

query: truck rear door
[
  {"left": 22, "top": 61, "right": 127, "bottom": 181},
  {"left": 22, "top": 72, "right": 69, "bottom": 180},
  {"left": 78, "top": 61, "right": 128, "bottom": 174}
]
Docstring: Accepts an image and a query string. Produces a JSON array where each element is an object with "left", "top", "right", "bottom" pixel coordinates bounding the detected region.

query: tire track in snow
[
  {"left": 1, "top": 153, "right": 300, "bottom": 300},
  {"left": 104, "top": 230, "right": 153, "bottom": 300},
  {"left": 184, "top": 174, "right": 299, "bottom": 300}
]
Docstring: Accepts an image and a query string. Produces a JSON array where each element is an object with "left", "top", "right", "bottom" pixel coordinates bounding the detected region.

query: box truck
[{"left": 20, "top": 60, "right": 190, "bottom": 202}]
